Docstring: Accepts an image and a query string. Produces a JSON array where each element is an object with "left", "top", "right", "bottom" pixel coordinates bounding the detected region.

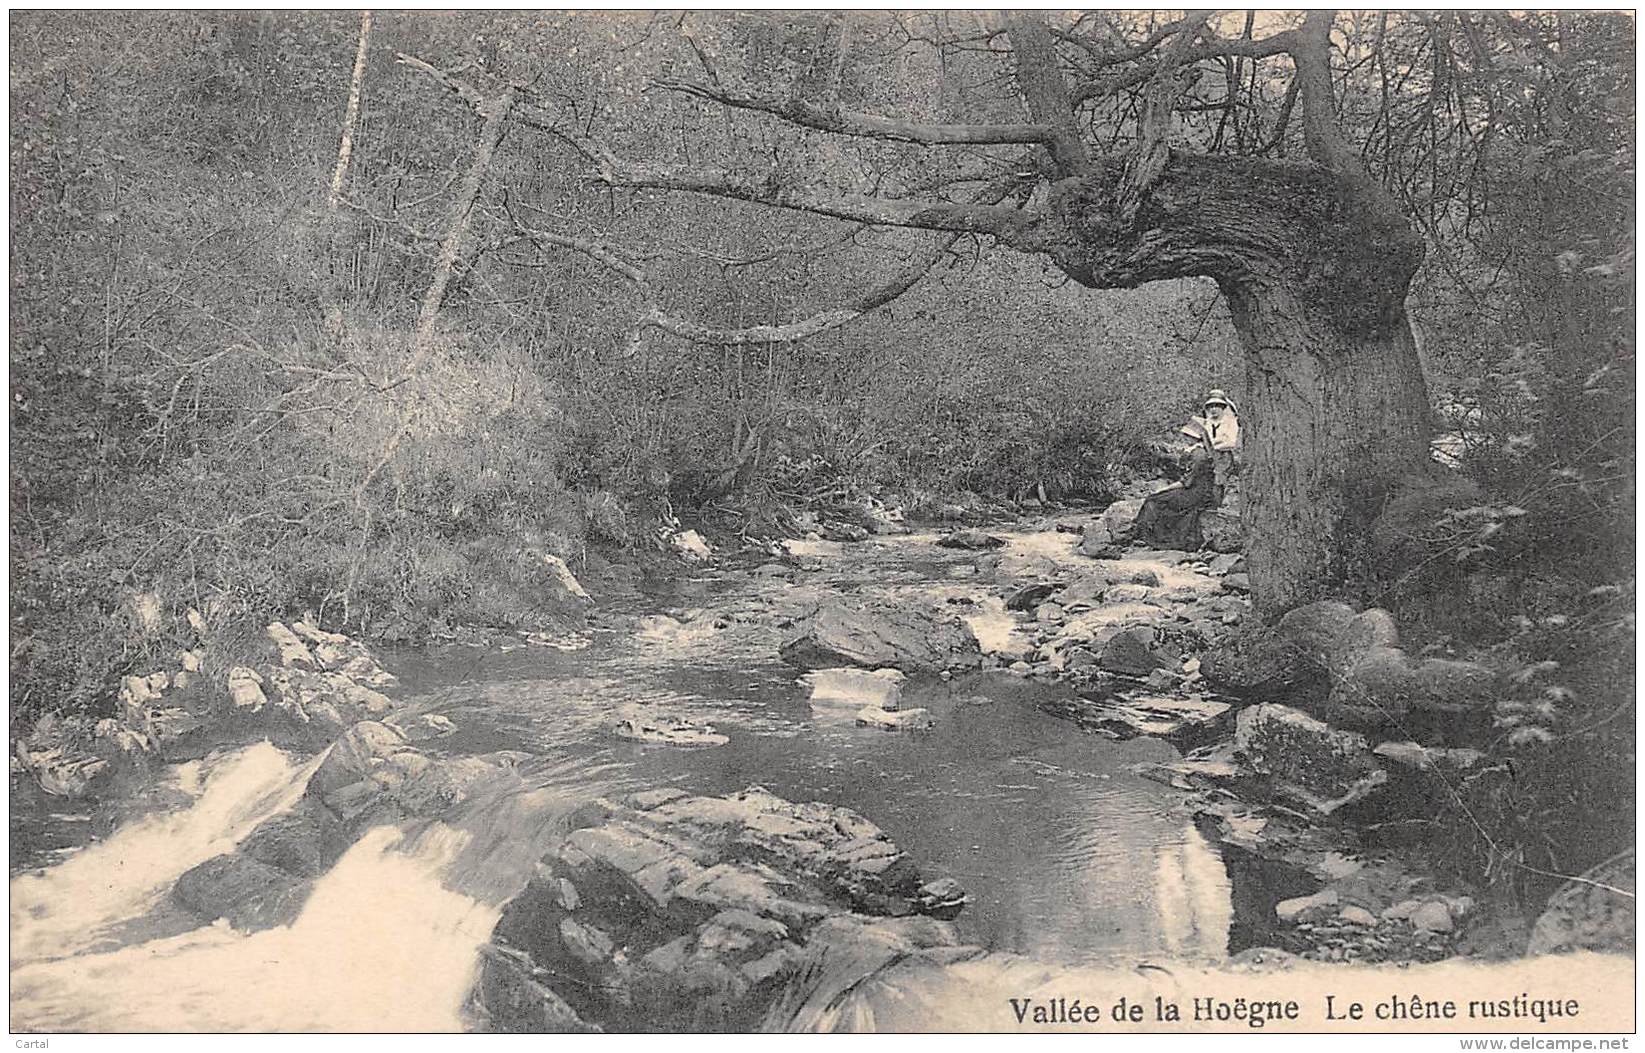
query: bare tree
[{"left": 327, "top": 10, "right": 374, "bottom": 212}]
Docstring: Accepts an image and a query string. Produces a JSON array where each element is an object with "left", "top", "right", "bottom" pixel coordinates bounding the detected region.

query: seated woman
[
  {"left": 1129, "top": 419, "right": 1217, "bottom": 551},
  {"left": 1203, "top": 389, "right": 1240, "bottom": 452}
]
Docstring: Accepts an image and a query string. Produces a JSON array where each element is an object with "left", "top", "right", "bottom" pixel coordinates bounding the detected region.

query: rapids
[{"left": 10, "top": 523, "right": 1239, "bottom": 1032}]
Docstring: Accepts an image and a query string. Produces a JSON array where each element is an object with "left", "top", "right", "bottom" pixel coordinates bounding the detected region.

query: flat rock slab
[
  {"left": 612, "top": 715, "right": 728, "bottom": 748},
  {"left": 1038, "top": 691, "right": 1231, "bottom": 743},
  {"left": 1136, "top": 746, "right": 1250, "bottom": 793},
  {"left": 936, "top": 529, "right": 1007, "bottom": 550},
  {"left": 854, "top": 706, "right": 934, "bottom": 732},
  {"left": 780, "top": 600, "right": 982, "bottom": 673}
]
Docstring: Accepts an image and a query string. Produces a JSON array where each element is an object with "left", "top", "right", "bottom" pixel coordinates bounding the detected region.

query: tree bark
[{"left": 1222, "top": 281, "right": 1431, "bottom": 613}]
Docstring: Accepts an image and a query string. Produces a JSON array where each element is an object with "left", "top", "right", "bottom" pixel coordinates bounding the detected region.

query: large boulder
[
  {"left": 307, "top": 721, "right": 514, "bottom": 820},
  {"left": 1004, "top": 581, "right": 1060, "bottom": 612},
  {"left": 1333, "top": 609, "right": 1401, "bottom": 670},
  {"left": 1078, "top": 499, "right": 1143, "bottom": 555},
  {"left": 305, "top": 720, "right": 424, "bottom": 821},
  {"left": 1202, "top": 600, "right": 1413, "bottom": 719},
  {"left": 172, "top": 852, "right": 312, "bottom": 931},
  {"left": 1199, "top": 508, "right": 1243, "bottom": 554},
  {"left": 1234, "top": 704, "right": 1386, "bottom": 815},
  {"left": 1098, "top": 627, "right": 1173, "bottom": 677},
  {"left": 779, "top": 601, "right": 982, "bottom": 673},
  {"left": 475, "top": 944, "right": 600, "bottom": 1033},
  {"left": 238, "top": 796, "right": 352, "bottom": 878},
  {"left": 1276, "top": 601, "right": 1359, "bottom": 662},
  {"left": 394, "top": 754, "right": 515, "bottom": 814},
  {"left": 307, "top": 721, "right": 413, "bottom": 797},
  {"left": 475, "top": 786, "right": 966, "bottom": 1032},
  {"left": 1199, "top": 626, "right": 1326, "bottom": 704},
  {"left": 1325, "top": 647, "right": 1498, "bottom": 734}
]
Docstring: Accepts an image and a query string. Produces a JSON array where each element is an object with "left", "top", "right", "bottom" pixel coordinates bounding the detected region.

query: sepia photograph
[{"left": 7, "top": 8, "right": 1636, "bottom": 1036}]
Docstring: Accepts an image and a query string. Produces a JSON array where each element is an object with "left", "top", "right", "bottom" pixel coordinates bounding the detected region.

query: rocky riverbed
[{"left": 8, "top": 500, "right": 1633, "bottom": 1032}]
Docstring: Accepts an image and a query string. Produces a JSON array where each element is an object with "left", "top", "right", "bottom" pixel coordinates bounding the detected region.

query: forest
[{"left": 7, "top": 9, "right": 1636, "bottom": 1034}]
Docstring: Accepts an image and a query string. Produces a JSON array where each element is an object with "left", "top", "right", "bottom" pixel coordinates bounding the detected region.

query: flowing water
[{"left": 9, "top": 525, "right": 1236, "bottom": 1032}]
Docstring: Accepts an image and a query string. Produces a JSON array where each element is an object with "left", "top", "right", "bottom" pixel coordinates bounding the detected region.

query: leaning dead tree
[
  {"left": 401, "top": 11, "right": 1441, "bottom": 615},
  {"left": 327, "top": 10, "right": 374, "bottom": 212}
]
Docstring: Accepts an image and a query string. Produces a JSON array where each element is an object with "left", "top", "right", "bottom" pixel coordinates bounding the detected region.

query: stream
[{"left": 9, "top": 523, "right": 1237, "bottom": 1032}]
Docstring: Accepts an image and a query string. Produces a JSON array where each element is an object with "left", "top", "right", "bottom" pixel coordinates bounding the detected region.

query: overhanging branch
[
  {"left": 515, "top": 220, "right": 965, "bottom": 346},
  {"left": 652, "top": 79, "right": 1055, "bottom": 146},
  {"left": 1291, "top": 11, "right": 1362, "bottom": 174},
  {"left": 592, "top": 155, "right": 1037, "bottom": 238},
  {"left": 397, "top": 51, "right": 1046, "bottom": 241}
]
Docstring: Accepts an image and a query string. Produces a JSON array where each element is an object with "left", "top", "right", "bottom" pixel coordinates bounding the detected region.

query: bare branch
[
  {"left": 1116, "top": 11, "right": 1213, "bottom": 224},
  {"left": 1006, "top": 13, "right": 1091, "bottom": 175},
  {"left": 514, "top": 219, "right": 963, "bottom": 346},
  {"left": 513, "top": 225, "right": 650, "bottom": 290},
  {"left": 1291, "top": 11, "right": 1362, "bottom": 174},
  {"left": 1054, "top": 16, "right": 1190, "bottom": 67},
  {"left": 1260, "top": 77, "right": 1301, "bottom": 156},
  {"left": 1070, "top": 29, "right": 1302, "bottom": 106},
  {"left": 591, "top": 153, "right": 1037, "bottom": 238},
  {"left": 397, "top": 51, "right": 1044, "bottom": 240},
  {"left": 652, "top": 79, "right": 1055, "bottom": 146},
  {"left": 510, "top": 166, "right": 1026, "bottom": 349},
  {"left": 396, "top": 52, "right": 487, "bottom": 110}
]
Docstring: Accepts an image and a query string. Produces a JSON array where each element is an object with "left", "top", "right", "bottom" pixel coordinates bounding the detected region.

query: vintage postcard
[{"left": 8, "top": 8, "right": 1634, "bottom": 1037}]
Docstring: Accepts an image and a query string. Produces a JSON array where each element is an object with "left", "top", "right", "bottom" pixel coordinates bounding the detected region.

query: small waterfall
[
  {"left": 9, "top": 740, "right": 628, "bottom": 1033},
  {"left": 11, "top": 825, "right": 498, "bottom": 1032},
  {"left": 11, "top": 741, "right": 316, "bottom": 963}
]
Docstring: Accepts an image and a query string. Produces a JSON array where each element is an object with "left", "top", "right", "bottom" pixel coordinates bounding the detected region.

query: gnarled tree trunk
[
  {"left": 1225, "top": 283, "right": 1430, "bottom": 613},
  {"left": 1025, "top": 153, "right": 1432, "bottom": 614}
]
